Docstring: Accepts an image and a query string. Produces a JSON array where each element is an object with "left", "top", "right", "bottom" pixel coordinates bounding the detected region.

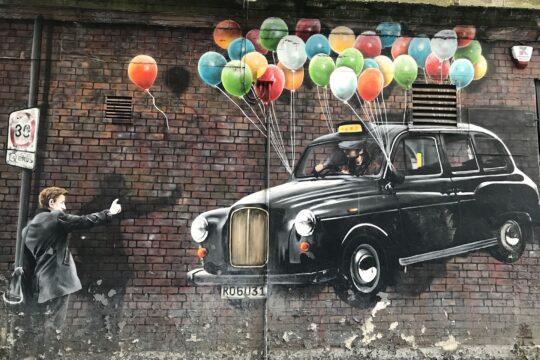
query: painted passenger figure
[{"left": 313, "top": 140, "right": 380, "bottom": 176}]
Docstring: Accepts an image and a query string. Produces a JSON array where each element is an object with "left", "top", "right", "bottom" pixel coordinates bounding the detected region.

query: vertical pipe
[{"left": 14, "top": 15, "right": 42, "bottom": 268}]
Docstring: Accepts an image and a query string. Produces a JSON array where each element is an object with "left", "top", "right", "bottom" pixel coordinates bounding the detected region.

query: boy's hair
[{"left": 39, "top": 187, "right": 68, "bottom": 208}]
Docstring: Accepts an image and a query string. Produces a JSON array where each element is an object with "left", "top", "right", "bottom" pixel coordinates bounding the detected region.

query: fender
[
  {"left": 495, "top": 211, "right": 531, "bottom": 226},
  {"left": 340, "top": 223, "right": 390, "bottom": 255}
]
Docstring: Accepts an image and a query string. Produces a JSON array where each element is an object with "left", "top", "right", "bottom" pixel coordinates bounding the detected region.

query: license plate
[{"left": 221, "top": 285, "right": 267, "bottom": 299}]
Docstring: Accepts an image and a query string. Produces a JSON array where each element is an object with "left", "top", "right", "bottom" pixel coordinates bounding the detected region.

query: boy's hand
[{"left": 109, "top": 199, "right": 122, "bottom": 215}]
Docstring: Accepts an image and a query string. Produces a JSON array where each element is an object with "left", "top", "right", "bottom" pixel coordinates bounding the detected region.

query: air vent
[
  {"left": 411, "top": 84, "right": 457, "bottom": 126},
  {"left": 105, "top": 96, "right": 132, "bottom": 123}
]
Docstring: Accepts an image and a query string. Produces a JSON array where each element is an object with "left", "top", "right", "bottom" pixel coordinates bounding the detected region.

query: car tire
[
  {"left": 490, "top": 219, "right": 528, "bottom": 263},
  {"left": 334, "top": 241, "right": 386, "bottom": 308}
]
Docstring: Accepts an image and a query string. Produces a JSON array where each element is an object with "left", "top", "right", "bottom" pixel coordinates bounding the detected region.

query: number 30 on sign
[{"left": 6, "top": 108, "right": 39, "bottom": 169}]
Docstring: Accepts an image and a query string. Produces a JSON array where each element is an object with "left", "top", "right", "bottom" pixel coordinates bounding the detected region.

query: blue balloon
[
  {"left": 228, "top": 38, "right": 255, "bottom": 61},
  {"left": 305, "top": 34, "right": 330, "bottom": 60},
  {"left": 363, "top": 58, "right": 379, "bottom": 71},
  {"left": 449, "top": 59, "right": 474, "bottom": 89},
  {"left": 198, "top": 51, "right": 227, "bottom": 87},
  {"left": 376, "top": 22, "right": 401, "bottom": 48},
  {"left": 408, "top": 36, "right": 431, "bottom": 69}
]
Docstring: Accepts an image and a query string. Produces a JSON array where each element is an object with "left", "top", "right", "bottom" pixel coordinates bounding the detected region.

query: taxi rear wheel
[
  {"left": 490, "top": 219, "right": 527, "bottom": 263},
  {"left": 334, "top": 241, "right": 387, "bottom": 308}
]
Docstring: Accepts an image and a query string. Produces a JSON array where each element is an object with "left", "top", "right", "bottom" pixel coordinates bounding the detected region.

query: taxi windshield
[{"left": 295, "top": 138, "right": 384, "bottom": 178}]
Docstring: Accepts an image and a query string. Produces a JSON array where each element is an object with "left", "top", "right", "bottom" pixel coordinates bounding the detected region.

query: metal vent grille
[
  {"left": 105, "top": 96, "right": 132, "bottom": 123},
  {"left": 229, "top": 207, "right": 268, "bottom": 267},
  {"left": 412, "top": 84, "right": 457, "bottom": 125}
]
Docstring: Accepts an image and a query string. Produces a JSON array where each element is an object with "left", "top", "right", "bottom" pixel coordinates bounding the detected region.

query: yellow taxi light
[
  {"left": 416, "top": 152, "right": 423, "bottom": 168},
  {"left": 337, "top": 124, "right": 363, "bottom": 133}
]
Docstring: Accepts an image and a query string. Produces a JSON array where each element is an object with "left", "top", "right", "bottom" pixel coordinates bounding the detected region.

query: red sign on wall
[{"left": 6, "top": 108, "right": 39, "bottom": 170}]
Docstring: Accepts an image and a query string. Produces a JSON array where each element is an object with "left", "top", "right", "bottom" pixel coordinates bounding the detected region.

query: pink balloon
[
  {"left": 354, "top": 31, "right": 382, "bottom": 58},
  {"left": 246, "top": 29, "right": 268, "bottom": 55},
  {"left": 295, "top": 18, "right": 321, "bottom": 42}
]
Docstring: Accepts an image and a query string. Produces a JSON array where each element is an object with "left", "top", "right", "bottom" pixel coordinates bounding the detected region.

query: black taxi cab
[{"left": 187, "top": 121, "right": 539, "bottom": 305}]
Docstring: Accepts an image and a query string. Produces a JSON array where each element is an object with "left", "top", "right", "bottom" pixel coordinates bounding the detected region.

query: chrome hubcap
[
  {"left": 350, "top": 246, "right": 380, "bottom": 293},
  {"left": 500, "top": 220, "right": 521, "bottom": 250}
]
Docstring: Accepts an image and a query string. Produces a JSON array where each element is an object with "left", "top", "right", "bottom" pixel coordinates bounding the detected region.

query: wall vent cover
[
  {"left": 411, "top": 83, "right": 457, "bottom": 126},
  {"left": 105, "top": 96, "right": 132, "bottom": 123}
]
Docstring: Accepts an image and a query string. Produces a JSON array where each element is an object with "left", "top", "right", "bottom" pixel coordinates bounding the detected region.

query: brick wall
[{"left": 0, "top": 16, "right": 539, "bottom": 356}]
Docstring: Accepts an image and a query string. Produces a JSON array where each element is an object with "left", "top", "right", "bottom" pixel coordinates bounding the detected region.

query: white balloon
[
  {"left": 329, "top": 66, "right": 357, "bottom": 103},
  {"left": 277, "top": 35, "right": 307, "bottom": 70},
  {"left": 431, "top": 30, "right": 458, "bottom": 61}
]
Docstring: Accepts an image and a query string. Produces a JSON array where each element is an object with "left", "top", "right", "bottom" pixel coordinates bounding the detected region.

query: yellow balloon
[
  {"left": 242, "top": 52, "right": 269, "bottom": 80},
  {"left": 329, "top": 26, "right": 355, "bottom": 54},
  {"left": 374, "top": 55, "right": 394, "bottom": 87},
  {"left": 473, "top": 55, "right": 487, "bottom": 80}
]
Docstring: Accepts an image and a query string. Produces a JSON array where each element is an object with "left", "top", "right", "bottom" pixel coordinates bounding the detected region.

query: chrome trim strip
[
  {"left": 342, "top": 223, "right": 388, "bottom": 246},
  {"left": 399, "top": 238, "right": 498, "bottom": 266}
]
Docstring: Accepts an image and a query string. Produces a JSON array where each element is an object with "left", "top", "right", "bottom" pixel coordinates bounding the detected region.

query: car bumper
[{"left": 187, "top": 268, "right": 337, "bottom": 286}]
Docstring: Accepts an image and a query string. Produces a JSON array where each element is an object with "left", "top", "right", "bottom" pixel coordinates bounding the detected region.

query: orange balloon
[
  {"left": 278, "top": 62, "right": 304, "bottom": 91},
  {"left": 213, "top": 20, "right": 242, "bottom": 49},
  {"left": 329, "top": 26, "right": 355, "bottom": 54},
  {"left": 243, "top": 52, "right": 268, "bottom": 80},
  {"left": 357, "top": 68, "right": 384, "bottom": 102},
  {"left": 128, "top": 55, "right": 157, "bottom": 90}
]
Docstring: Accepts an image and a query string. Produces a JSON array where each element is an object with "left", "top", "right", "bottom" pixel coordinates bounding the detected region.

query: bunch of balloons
[{"left": 198, "top": 19, "right": 488, "bottom": 106}]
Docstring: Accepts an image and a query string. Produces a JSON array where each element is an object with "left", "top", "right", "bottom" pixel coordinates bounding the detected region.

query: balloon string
[
  {"left": 268, "top": 106, "right": 292, "bottom": 174},
  {"left": 241, "top": 96, "right": 267, "bottom": 132},
  {"left": 402, "top": 90, "right": 408, "bottom": 125},
  {"left": 146, "top": 89, "right": 169, "bottom": 131},
  {"left": 317, "top": 86, "right": 333, "bottom": 133},
  {"left": 216, "top": 87, "right": 267, "bottom": 137},
  {"left": 323, "top": 87, "right": 334, "bottom": 131},
  {"left": 271, "top": 102, "right": 290, "bottom": 166}
]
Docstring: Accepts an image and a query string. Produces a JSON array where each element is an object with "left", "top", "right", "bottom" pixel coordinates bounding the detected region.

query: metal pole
[{"left": 13, "top": 15, "right": 42, "bottom": 269}]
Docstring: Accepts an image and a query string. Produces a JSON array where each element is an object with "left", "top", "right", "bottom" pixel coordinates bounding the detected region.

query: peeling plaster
[
  {"left": 389, "top": 322, "right": 399, "bottom": 331},
  {"left": 400, "top": 333, "right": 417, "bottom": 349},
  {"left": 344, "top": 334, "right": 358, "bottom": 350},
  {"left": 435, "top": 335, "right": 460, "bottom": 351}
]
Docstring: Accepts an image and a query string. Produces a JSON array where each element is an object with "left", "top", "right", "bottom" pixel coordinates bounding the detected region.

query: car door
[{"left": 391, "top": 133, "right": 460, "bottom": 256}]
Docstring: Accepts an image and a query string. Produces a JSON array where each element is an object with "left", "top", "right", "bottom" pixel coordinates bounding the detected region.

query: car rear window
[
  {"left": 392, "top": 136, "right": 442, "bottom": 176},
  {"left": 442, "top": 134, "right": 479, "bottom": 173},
  {"left": 473, "top": 134, "right": 511, "bottom": 172}
]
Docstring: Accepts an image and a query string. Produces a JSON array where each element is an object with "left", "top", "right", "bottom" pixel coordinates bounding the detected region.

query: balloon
[
  {"left": 276, "top": 35, "right": 307, "bottom": 70},
  {"left": 259, "top": 17, "right": 288, "bottom": 51},
  {"left": 431, "top": 30, "right": 458, "bottom": 61},
  {"left": 454, "top": 25, "right": 476, "bottom": 48},
  {"left": 454, "top": 40, "right": 482, "bottom": 64},
  {"left": 363, "top": 58, "right": 379, "bottom": 71},
  {"left": 374, "top": 55, "right": 394, "bottom": 87},
  {"left": 449, "top": 58, "right": 474, "bottom": 89},
  {"left": 391, "top": 37, "right": 411, "bottom": 59},
  {"left": 329, "top": 26, "right": 355, "bottom": 54},
  {"left": 198, "top": 51, "right": 227, "bottom": 87},
  {"left": 330, "top": 67, "right": 357, "bottom": 102},
  {"left": 295, "top": 18, "right": 321, "bottom": 42},
  {"left": 357, "top": 68, "right": 384, "bottom": 102},
  {"left": 221, "top": 60, "right": 253, "bottom": 97},
  {"left": 305, "top": 34, "right": 331, "bottom": 59},
  {"left": 242, "top": 52, "right": 268, "bottom": 80},
  {"left": 128, "top": 55, "right": 158, "bottom": 90},
  {"left": 213, "top": 20, "right": 242, "bottom": 50},
  {"left": 393, "top": 55, "right": 418, "bottom": 90},
  {"left": 473, "top": 55, "right": 487, "bottom": 80},
  {"left": 228, "top": 37, "right": 256, "bottom": 61},
  {"left": 278, "top": 62, "right": 304, "bottom": 92},
  {"left": 246, "top": 29, "right": 268, "bottom": 55},
  {"left": 254, "top": 65, "right": 285, "bottom": 104},
  {"left": 424, "top": 53, "right": 450, "bottom": 83},
  {"left": 308, "top": 54, "right": 335, "bottom": 87},
  {"left": 377, "top": 22, "right": 401, "bottom": 48},
  {"left": 408, "top": 36, "right": 431, "bottom": 68},
  {"left": 354, "top": 31, "right": 382, "bottom": 58},
  {"left": 336, "top": 48, "right": 364, "bottom": 75}
]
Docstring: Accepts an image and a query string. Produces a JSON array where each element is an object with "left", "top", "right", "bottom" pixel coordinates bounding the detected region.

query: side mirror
[{"left": 386, "top": 169, "right": 405, "bottom": 185}]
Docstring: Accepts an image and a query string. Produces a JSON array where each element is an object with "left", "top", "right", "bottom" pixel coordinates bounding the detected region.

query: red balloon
[
  {"left": 246, "top": 29, "right": 268, "bottom": 55},
  {"left": 454, "top": 25, "right": 476, "bottom": 48},
  {"left": 391, "top": 36, "right": 411, "bottom": 59},
  {"left": 354, "top": 31, "right": 382, "bottom": 58},
  {"left": 254, "top": 65, "right": 285, "bottom": 104},
  {"left": 128, "top": 55, "right": 157, "bottom": 90},
  {"left": 357, "top": 68, "right": 384, "bottom": 102},
  {"left": 425, "top": 53, "right": 450, "bottom": 83},
  {"left": 295, "top": 18, "right": 321, "bottom": 42}
]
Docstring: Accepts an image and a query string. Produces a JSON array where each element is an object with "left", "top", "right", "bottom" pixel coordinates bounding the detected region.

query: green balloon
[
  {"left": 309, "top": 54, "right": 336, "bottom": 87},
  {"left": 336, "top": 48, "right": 364, "bottom": 75},
  {"left": 393, "top": 54, "right": 418, "bottom": 90},
  {"left": 454, "top": 40, "right": 482, "bottom": 64},
  {"left": 259, "top": 17, "right": 288, "bottom": 51},
  {"left": 221, "top": 60, "right": 253, "bottom": 97}
]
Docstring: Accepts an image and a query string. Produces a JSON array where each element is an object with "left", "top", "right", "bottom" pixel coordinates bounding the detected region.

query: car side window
[
  {"left": 392, "top": 136, "right": 442, "bottom": 176},
  {"left": 442, "top": 134, "right": 479, "bottom": 173},
  {"left": 473, "top": 134, "right": 511, "bottom": 172}
]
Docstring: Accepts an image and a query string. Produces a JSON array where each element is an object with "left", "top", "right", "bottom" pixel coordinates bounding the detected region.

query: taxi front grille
[{"left": 229, "top": 208, "right": 268, "bottom": 267}]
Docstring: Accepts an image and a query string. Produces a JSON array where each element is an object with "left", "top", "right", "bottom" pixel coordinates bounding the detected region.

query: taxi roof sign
[{"left": 337, "top": 123, "right": 363, "bottom": 133}]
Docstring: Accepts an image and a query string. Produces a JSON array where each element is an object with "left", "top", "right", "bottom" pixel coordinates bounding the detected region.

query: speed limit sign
[{"left": 6, "top": 108, "right": 39, "bottom": 169}]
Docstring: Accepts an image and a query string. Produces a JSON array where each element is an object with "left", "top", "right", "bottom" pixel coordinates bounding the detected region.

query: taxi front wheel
[{"left": 490, "top": 219, "right": 528, "bottom": 263}]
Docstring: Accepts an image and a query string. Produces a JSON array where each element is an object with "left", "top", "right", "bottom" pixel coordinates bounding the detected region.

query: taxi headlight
[
  {"left": 294, "top": 209, "right": 316, "bottom": 236},
  {"left": 191, "top": 215, "right": 208, "bottom": 243}
]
